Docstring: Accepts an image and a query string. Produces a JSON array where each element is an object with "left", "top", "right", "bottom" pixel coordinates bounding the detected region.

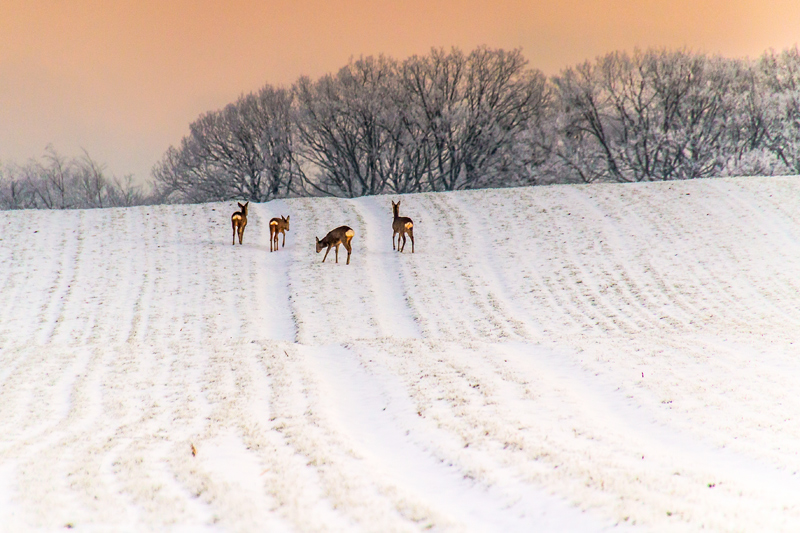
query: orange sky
[{"left": 2, "top": 0, "right": 799, "bottom": 185}]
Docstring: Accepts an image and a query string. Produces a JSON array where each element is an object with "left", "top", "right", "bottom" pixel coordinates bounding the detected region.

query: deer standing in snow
[
  {"left": 231, "top": 202, "right": 249, "bottom": 245},
  {"left": 316, "top": 226, "right": 354, "bottom": 265},
  {"left": 391, "top": 200, "right": 414, "bottom": 253},
  {"left": 269, "top": 215, "right": 290, "bottom": 252}
]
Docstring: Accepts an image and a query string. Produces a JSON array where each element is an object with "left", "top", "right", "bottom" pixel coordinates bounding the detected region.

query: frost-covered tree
[
  {"left": 399, "top": 48, "right": 468, "bottom": 191},
  {"left": 461, "top": 47, "right": 551, "bottom": 188},
  {"left": 293, "top": 56, "right": 404, "bottom": 197},
  {"left": 551, "top": 49, "right": 739, "bottom": 183},
  {"left": 716, "top": 56, "right": 790, "bottom": 177},
  {"left": 754, "top": 47, "right": 800, "bottom": 174},
  {"left": 0, "top": 148, "right": 146, "bottom": 210},
  {"left": 398, "top": 47, "right": 549, "bottom": 191},
  {"left": 145, "top": 45, "right": 800, "bottom": 203},
  {"left": 153, "top": 85, "right": 298, "bottom": 203}
]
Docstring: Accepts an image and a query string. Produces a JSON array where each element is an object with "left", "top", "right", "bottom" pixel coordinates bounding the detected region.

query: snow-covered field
[{"left": 1, "top": 176, "right": 800, "bottom": 532}]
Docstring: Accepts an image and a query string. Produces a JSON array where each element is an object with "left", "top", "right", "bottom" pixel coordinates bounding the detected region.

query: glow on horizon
[{"left": 1, "top": 0, "right": 798, "bottom": 184}]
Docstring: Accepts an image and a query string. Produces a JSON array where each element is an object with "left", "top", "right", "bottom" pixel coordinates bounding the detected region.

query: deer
[
  {"left": 231, "top": 201, "right": 249, "bottom": 245},
  {"left": 269, "top": 215, "right": 290, "bottom": 252},
  {"left": 315, "top": 226, "right": 355, "bottom": 265},
  {"left": 391, "top": 200, "right": 414, "bottom": 253}
]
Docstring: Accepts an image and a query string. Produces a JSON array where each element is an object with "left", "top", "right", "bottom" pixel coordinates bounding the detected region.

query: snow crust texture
[{"left": 1, "top": 177, "right": 800, "bottom": 531}]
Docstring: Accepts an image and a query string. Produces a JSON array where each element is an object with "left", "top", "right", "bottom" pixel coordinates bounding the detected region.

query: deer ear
[
  {"left": 285, "top": 215, "right": 289, "bottom": 222},
  {"left": 238, "top": 202, "right": 245, "bottom": 209}
]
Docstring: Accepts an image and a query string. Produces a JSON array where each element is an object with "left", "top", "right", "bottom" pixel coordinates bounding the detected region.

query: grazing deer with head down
[
  {"left": 316, "top": 226, "right": 354, "bottom": 265},
  {"left": 231, "top": 201, "right": 249, "bottom": 245},
  {"left": 391, "top": 200, "right": 414, "bottom": 253},
  {"left": 269, "top": 215, "right": 290, "bottom": 252}
]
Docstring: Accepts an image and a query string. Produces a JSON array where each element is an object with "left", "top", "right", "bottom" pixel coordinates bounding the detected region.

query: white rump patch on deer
[
  {"left": 345, "top": 229, "right": 355, "bottom": 238},
  {"left": 405, "top": 222, "right": 413, "bottom": 229},
  {"left": 269, "top": 220, "right": 278, "bottom": 226}
]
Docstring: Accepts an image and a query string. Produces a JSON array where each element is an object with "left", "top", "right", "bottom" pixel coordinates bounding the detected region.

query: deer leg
[
  {"left": 334, "top": 243, "right": 340, "bottom": 263},
  {"left": 409, "top": 227, "right": 414, "bottom": 253},
  {"left": 239, "top": 227, "right": 244, "bottom": 245},
  {"left": 401, "top": 233, "right": 407, "bottom": 252},
  {"left": 282, "top": 231, "right": 286, "bottom": 248},
  {"left": 392, "top": 230, "right": 397, "bottom": 250},
  {"left": 344, "top": 239, "right": 352, "bottom": 265},
  {"left": 322, "top": 245, "right": 331, "bottom": 263},
  {"left": 232, "top": 223, "right": 236, "bottom": 245}
]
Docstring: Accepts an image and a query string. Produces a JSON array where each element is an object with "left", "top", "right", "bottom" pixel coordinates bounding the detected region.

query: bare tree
[
  {"left": 293, "top": 56, "right": 404, "bottom": 197},
  {"left": 37, "top": 147, "right": 71, "bottom": 208},
  {"left": 460, "top": 47, "right": 551, "bottom": 188},
  {"left": 753, "top": 47, "right": 800, "bottom": 173},
  {"left": 399, "top": 48, "right": 469, "bottom": 191},
  {"left": 398, "top": 47, "right": 550, "bottom": 191},
  {"left": 552, "top": 49, "right": 739, "bottom": 183},
  {"left": 153, "top": 85, "right": 298, "bottom": 203},
  {"left": 0, "top": 148, "right": 146, "bottom": 210}
]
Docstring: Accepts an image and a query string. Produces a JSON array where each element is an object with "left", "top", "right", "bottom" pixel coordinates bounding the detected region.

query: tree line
[
  {"left": 4, "top": 45, "right": 800, "bottom": 209},
  {"left": 153, "top": 47, "right": 550, "bottom": 201},
  {"left": 0, "top": 147, "right": 147, "bottom": 210}
]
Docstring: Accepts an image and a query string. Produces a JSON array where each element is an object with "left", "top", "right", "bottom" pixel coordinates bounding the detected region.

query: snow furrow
[
  {"left": 2, "top": 177, "right": 800, "bottom": 531},
  {"left": 351, "top": 197, "right": 420, "bottom": 339},
  {"left": 307, "top": 343, "right": 612, "bottom": 532}
]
